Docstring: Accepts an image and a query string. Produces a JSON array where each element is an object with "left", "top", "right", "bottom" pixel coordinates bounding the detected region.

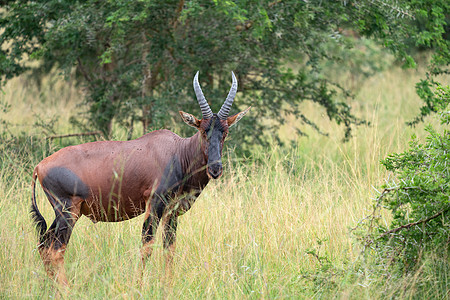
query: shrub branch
[{"left": 378, "top": 206, "right": 450, "bottom": 239}]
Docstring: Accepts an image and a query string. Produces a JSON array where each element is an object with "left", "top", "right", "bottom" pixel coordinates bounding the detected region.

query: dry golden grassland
[{"left": 0, "top": 66, "right": 446, "bottom": 298}]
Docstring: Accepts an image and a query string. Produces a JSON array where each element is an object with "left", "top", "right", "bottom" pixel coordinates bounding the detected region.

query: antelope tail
[{"left": 30, "top": 170, "right": 47, "bottom": 244}]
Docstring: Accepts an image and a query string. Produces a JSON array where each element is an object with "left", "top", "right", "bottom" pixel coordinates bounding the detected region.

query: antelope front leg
[
  {"left": 162, "top": 210, "right": 178, "bottom": 267},
  {"left": 141, "top": 196, "right": 165, "bottom": 268},
  {"left": 161, "top": 193, "right": 196, "bottom": 266},
  {"left": 141, "top": 217, "right": 156, "bottom": 266}
]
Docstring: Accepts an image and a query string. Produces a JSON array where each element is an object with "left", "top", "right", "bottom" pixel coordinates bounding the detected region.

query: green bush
[{"left": 358, "top": 85, "right": 450, "bottom": 272}]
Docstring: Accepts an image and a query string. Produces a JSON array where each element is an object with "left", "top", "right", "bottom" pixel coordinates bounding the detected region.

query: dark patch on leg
[
  {"left": 162, "top": 212, "right": 178, "bottom": 270},
  {"left": 141, "top": 198, "right": 165, "bottom": 265},
  {"left": 141, "top": 199, "right": 166, "bottom": 265},
  {"left": 141, "top": 215, "right": 155, "bottom": 245},
  {"left": 142, "top": 198, "right": 165, "bottom": 244},
  {"left": 156, "top": 156, "right": 184, "bottom": 199},
  {"left": 42, "top": 167, "right": 89, "bottom": 200},
  {"left": 141, "top": 213, "right": 156, "bottom": 265},
  {"left": 163, "top": 214, "right": 178, "bottom": 250},
  {"left": 38, "top": 192, "right": 82, "bottom": 286},
  {"left": 40, "top": 167, "right": 86, "bottom": 248},
  {"left": 145, "top": 155, "right": 182, "bottom": 241},
  {"left": 41, "top": 207, "right": 75, "bottom": 249},
  {"left": 141, "top": 155, "right": 182, "bottom": 244},
  {"left": 40, "top": 191, "right": 79, "bottom": 247},
  {"left": 141, "top": 156, "right": 186, "bottom": 265}
]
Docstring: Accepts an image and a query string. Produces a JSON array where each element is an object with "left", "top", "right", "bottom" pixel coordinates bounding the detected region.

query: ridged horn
[
  {"left": 193, "top": 71, "right": 213, "bottom": 119},
  {"left": 217, "top": 71, "right": 237, "bottom": 120}
]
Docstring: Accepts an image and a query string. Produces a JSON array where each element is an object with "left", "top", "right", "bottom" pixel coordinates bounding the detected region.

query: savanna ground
[{"left": 0, "top": 60, "right": 448, "bottom": 298}]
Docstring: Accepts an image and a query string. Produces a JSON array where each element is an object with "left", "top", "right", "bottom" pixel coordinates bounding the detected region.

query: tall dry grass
[
  {"left": 1, "top": 71, "right": 83, "bottom": 138},
  {"left": 0, "top": 65, "right": 447, "bottom": 298}
]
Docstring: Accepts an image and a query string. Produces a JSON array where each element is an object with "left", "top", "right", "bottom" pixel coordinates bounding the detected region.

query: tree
[{"left": 0, "top": 1, "right": 448, "bottom": 149}]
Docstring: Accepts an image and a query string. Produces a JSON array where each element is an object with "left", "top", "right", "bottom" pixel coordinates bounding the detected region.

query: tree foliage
[
  {"left": 0, "top": 1, "right": 423, "bottom": 142},
  {"left": 0, "top": 1, "right": 448, "bottom": 149}
]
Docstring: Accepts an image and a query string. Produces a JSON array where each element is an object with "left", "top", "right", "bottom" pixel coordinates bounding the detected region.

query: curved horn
[
  {"left": 217, "top": 71, "right": 238, "bottom": 120},
  {"left": 193, "top": 71, "right": 213, "bottom": 119}
]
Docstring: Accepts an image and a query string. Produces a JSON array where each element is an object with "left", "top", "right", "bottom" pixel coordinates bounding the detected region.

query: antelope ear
[
  {"left": 227, "top": 106, "right": 251, "bottom": 127},
  {"left": 179, "top": 111, "right": 201, "bottom": 129}
]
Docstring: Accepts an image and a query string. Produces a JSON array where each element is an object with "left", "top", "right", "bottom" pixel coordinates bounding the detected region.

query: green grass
[{"left": 0, "top": 65, "right": 448, "bottom": 298}]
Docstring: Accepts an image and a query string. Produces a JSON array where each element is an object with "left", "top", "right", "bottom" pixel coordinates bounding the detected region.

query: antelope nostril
[{"left": 208, "top": 164, "right": 223, "bottom": 179}]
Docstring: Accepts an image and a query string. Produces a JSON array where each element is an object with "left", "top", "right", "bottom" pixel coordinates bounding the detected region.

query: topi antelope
[{"left": 30, "top": 71, "right": 250, "bottom": 285}]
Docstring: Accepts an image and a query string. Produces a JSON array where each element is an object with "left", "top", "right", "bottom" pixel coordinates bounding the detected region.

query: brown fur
[{"left": 35, "top": 130, "right": 208, "bottom": 222}]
